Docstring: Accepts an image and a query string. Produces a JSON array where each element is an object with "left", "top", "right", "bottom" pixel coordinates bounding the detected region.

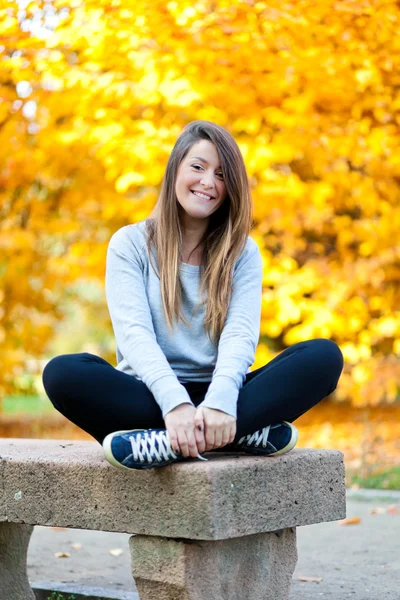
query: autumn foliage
[{"left": 1, "top": 0, "right": 399, "bottom": 406}]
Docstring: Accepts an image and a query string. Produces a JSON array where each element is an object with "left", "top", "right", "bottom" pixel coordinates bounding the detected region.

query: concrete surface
[
  {"left": 27, "top": 494, "right": 400, "bottom": 600},
  {"left": 0, "top": 522, "right": 35, "bottom": 600},
  {"left": 131, "top": 529, "right": 297, "bottom": 600},
  {"left": 0, "top": 440, "right": 346, "bottom": 539}
]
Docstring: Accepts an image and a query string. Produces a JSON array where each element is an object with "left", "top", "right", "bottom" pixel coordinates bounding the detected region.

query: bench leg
[
  {"left": 130, "top": 528, "right": 297, "bottom": 600},
  {"left": 0, "top": 522, "right": 36, "bottom": 600}
]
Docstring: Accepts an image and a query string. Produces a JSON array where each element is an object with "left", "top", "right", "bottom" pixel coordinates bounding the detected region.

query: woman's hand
[
  {"left": 194, "top": 406, "right": 237, "bottom": 452},
  {"left": 164, "top": 403, "right": 206, "bottom": 458}
]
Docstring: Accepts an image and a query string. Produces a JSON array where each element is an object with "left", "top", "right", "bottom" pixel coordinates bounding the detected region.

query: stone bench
[{"left": 0, "top": 439, "right": 346, "bottom": 600}]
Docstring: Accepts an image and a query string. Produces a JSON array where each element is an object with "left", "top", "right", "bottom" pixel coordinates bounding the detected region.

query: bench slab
[{"left": 0, "top": 439, "right": 346, "bottom": 540}]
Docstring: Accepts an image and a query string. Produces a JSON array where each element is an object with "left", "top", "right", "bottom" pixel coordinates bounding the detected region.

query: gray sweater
[{"left": 105, "top": 220, "right": 263, "bottom": 419}]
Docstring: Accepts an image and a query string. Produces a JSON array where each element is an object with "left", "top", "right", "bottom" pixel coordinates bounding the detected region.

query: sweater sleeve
[
  {"left": 105, "top": 226, "right": 194, "bottom": 418},
  {"left": 198, "top": 240, "right": 263, "bottom": 419}
]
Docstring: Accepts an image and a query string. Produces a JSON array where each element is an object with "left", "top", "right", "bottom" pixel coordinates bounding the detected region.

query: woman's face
[{"left": 175, "top": 139, "right": 227, "bottom": 229}]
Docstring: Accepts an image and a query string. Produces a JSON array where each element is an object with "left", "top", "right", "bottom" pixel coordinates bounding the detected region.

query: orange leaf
[
  {"left": 387, "top": 505, "right": 399, "bottom": 515},
  {"left": 339, "top": 517, "right": 361, "bottom": 525}
]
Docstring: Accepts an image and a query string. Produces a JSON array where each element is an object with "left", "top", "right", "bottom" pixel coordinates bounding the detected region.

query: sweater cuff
[
  {"left": 151, "top": 376, "right": 194, "bottom": 419},
  {"left": 198, "top": 376, "right": 239, "bottom": 420}
]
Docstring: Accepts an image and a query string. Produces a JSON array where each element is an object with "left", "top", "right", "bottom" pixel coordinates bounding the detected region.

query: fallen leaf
[
  {"left": 55, "top": 552, "right": 71, "bottom": 558},
  {"left": 298, "top": 576, "right": 323, "bottom": 583},
  {"left": 51, "top": 527, "right": 68, "bottom": 531},
  {"left": 387, "top": 504, "right": 399, "bottom": 515},
  {"left": 338, "top": 517, "right": 361, "bottom": 525},
  {"left": 369, "top": 507, "right": 386, "bottom": 515},
  {"left": 71, "top": 543, "right": 82, "bottom": 550},
  {"left": 109, "top": 548, "right": 124, "bottom": 557}
]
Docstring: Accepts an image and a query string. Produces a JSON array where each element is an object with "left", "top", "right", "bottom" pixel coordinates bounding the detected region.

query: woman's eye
[{"left": 192, "top": 164, "right": 224, "bottom": 178}]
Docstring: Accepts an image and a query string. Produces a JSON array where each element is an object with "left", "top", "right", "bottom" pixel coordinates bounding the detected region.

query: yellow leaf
[{"left": 298, "top": 575, "right": 323, "bottom": 583}]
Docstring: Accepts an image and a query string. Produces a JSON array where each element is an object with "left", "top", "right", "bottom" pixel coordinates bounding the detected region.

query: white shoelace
[
  {"left": 238, "top": 425, "right": 272, "bottom": 448},
  {"left": 129, "top": 430, "right": 208, "bottom": 463}
]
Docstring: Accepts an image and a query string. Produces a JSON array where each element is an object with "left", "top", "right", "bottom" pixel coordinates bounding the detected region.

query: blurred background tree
[{"left": 1, "top": 0, "right": 400, "bottom": 408}]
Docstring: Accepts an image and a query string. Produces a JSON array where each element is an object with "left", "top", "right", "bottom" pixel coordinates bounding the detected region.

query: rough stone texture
[
  {"left": 0, "top": 439, "right": 346, "bottom": 540},
  {"left": 130, "top": 529, "right": 298, "bottom": 600},
  {"left": 24, "top": 496, "right": 400, "bottom": 600},
  {"left": 0, "top": 457, "right": 5, "bottom": 522},
  {"left": 0, "top": 522, "right": 35, "bottom": 600}
]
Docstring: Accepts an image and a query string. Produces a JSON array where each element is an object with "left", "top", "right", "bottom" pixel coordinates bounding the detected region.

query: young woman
[{"left": 42, "top": 120, "right": 344, "bottom": 470}]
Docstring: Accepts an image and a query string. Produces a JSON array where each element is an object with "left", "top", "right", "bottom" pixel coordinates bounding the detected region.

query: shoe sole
[
  {"left": 272, "top": 421, "right": 298, "bottom": 455},
  {"left": 236, "top": 421, "right": 299, "bottom": 456},
  {"left": 103, "top": 429, "right": 148, "bottom": 471}
]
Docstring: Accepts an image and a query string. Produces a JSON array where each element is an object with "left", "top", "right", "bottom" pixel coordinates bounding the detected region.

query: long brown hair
[{"left": 145, "top": 120, "right": 253, "bottom": 344}]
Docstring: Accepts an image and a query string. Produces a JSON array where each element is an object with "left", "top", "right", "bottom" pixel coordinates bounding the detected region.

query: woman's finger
[
  {"left": 186, "top": 427, "right": 200, "bottom": 458},
  {"left": 221, "top": 427, "right": 231, "bottom": 447},
  {"left": 229, "top": 424, "right": 237, "bottom": 445},
  {"left": 177, "top": 430, "right": 191, "bottom": 458},
  {"left": 194, "top": 425, "right": 206, "bottom": 454},
  {"left": 167, "top": 428, "right": 180, "bottom": 454},
  {"left": 214, "top": 427, "right": 223, "bottom": 449},
  {"left": 193, "top": 408, "right": 206, "bottom": 454},
  {"left": 205, "top": 428, "right": 215, "bottom": 452}
]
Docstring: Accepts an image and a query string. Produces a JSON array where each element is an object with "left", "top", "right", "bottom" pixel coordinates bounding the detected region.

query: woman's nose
[{"left": 200, "top": 172, "right": 216, "bottom": 188}]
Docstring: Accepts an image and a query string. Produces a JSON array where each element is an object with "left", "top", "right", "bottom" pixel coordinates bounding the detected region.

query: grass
[
  {"left": 1, "top": 394, "right": 54, "bottom": 415},
  {"left": 348, "top": 465, "right": 400, "bottom": 491},
  {"left": 46, "top": 593, "right": 77, "bottom": 600}
]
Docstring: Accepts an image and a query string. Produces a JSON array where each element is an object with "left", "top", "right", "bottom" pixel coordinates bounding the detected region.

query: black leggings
[{"left": 42, "top": 338, "right": 344, "bottom": 445}]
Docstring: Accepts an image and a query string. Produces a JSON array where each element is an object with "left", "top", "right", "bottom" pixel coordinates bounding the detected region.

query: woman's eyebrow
[{"left": 189, "top": 156, "right": 222, "bottom": 168}]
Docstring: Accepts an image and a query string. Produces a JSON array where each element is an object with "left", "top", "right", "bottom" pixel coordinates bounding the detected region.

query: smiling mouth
[{"left": 191, "top": 190, "right": 215, "bottom": 200}]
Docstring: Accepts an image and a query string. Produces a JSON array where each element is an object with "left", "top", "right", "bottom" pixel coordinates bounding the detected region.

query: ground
[{"left": 27, "top": 492, "right": 400, "bottom": 600}]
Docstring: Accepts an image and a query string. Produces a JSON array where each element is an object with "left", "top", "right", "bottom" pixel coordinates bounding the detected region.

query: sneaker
[
  {"left": 232, "top": 421, "right": 298, "bottom": 456},
  {"left": 102, "top": 428, "right": 208, "bottom": 470}
]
